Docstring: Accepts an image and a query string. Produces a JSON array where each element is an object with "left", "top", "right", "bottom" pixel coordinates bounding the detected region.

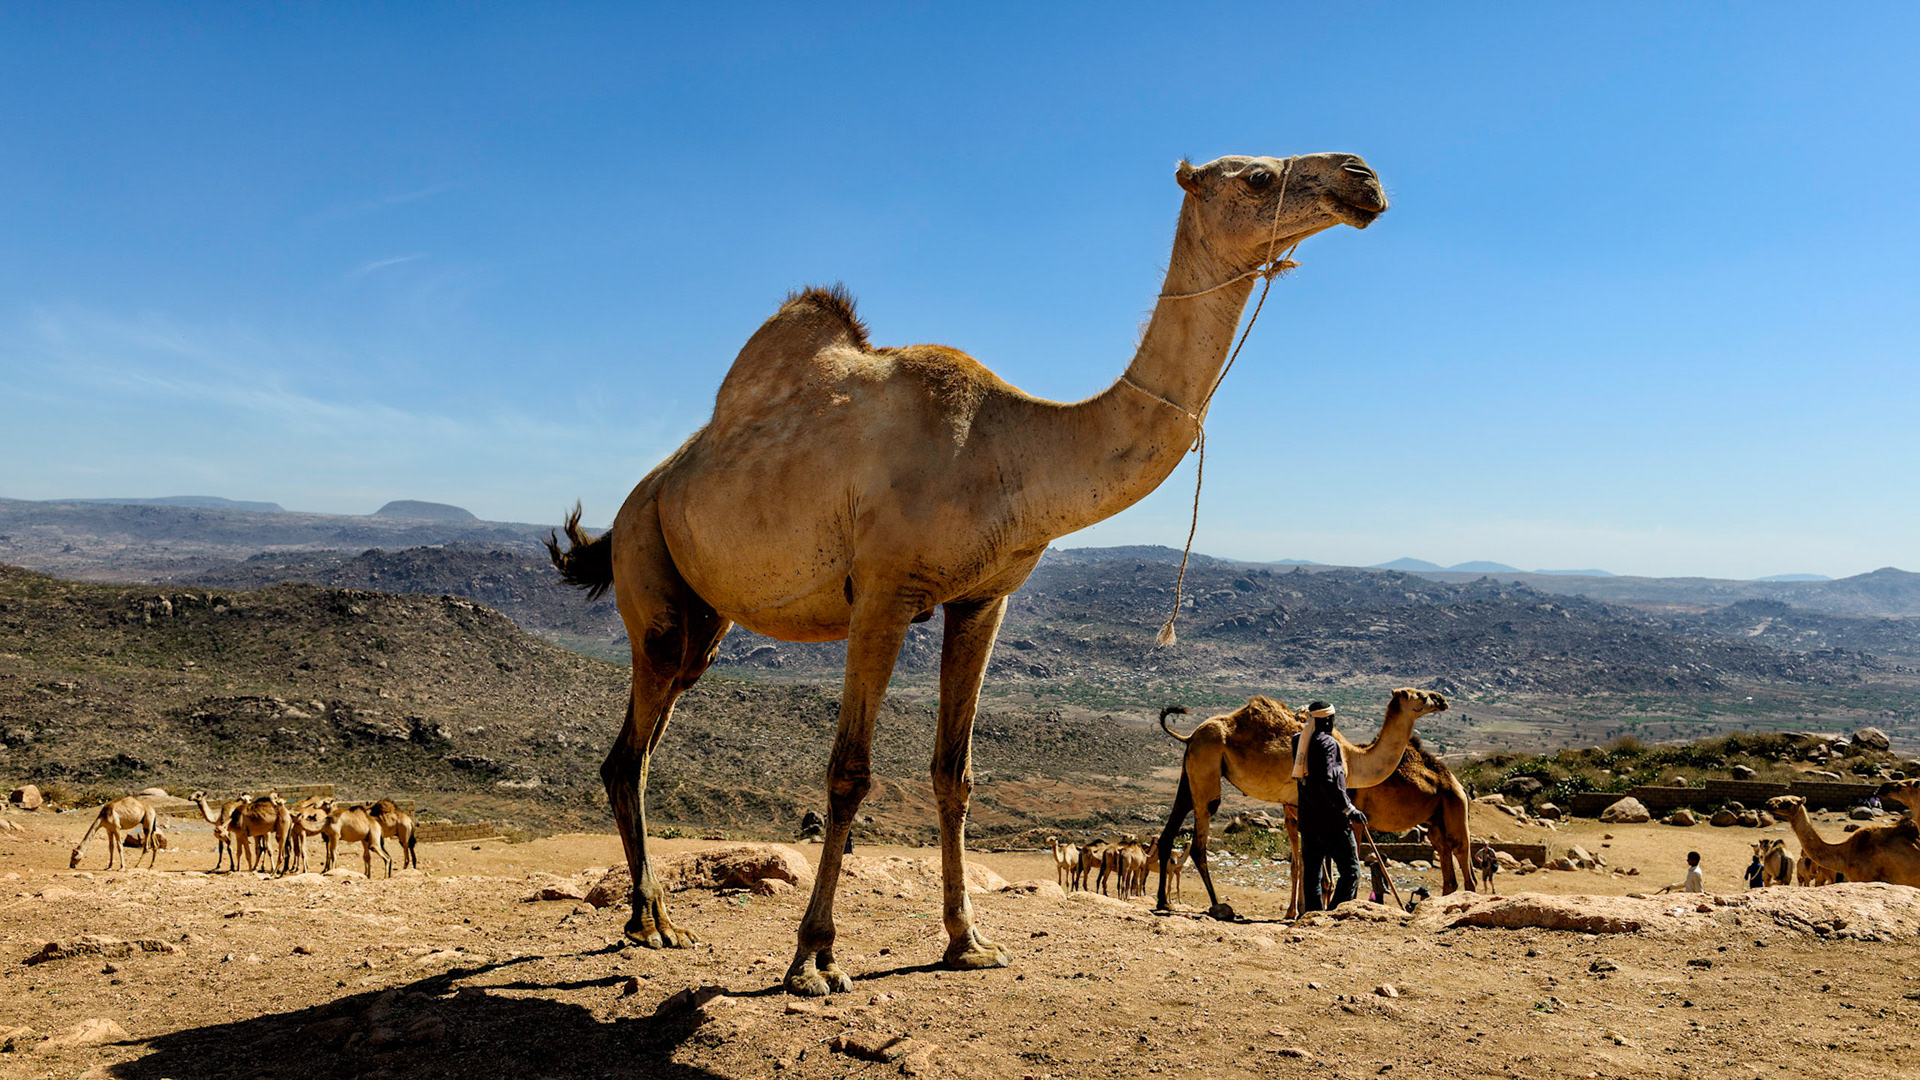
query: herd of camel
[{"left": 67, "top": 789, "right": 419, "bottom": 878}]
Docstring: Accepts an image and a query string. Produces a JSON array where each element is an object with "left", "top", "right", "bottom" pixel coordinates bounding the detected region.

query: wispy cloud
[
  {"left": 304, "top": 181, "right": 458, "bottom": 226},
  {"left": 345, "top": 253, "right": 429, "bottom": 281}
]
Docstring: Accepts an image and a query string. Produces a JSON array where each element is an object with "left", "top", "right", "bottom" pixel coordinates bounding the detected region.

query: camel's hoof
[
  {"left": 1206, "top": 902, "right": 1237, "bottom": 922},
  {"left": 943, "top": 933, "right": 1012, "bottom": 971},
  {"left": 624, "top": 913, "right": 698, "bottom": 949},
  {"left": 784, "top": 964, "right": 853, "bottom": 997}
]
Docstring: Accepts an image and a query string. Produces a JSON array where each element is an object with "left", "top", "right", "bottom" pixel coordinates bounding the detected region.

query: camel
[
  {"left": 1119, "top": 839, "right": 1150, "bottom": 899},
  {"left": 1048, "top": 838, "right": 1080, "bottom": 891},
  {"left": 282, "top": 798, "right": 334, "bottom": 874},
  {"left": 70, "top": 796, "right": 160, "bottom": 871},
  {"left": 1757, "top": 838, "right": 1793, "bottom": 886},
  {"left": 1795, "top": 853, "right": 1837, "bottom": 886},
  {"left": 1879, "top": 779, "right": 1920, "bottom": 818},
  {"left": 1078, "top": 839, "right": 1109, "bottom": 895},
  {"left": 544, "top": 152, "right": 1387, "bottom": 994},
  {"left": 1160, "top": 844, "right": 1189, "bottom": 898},
  {"left": 1152, "top": 688, "right": 1447, "bottom": 919},
  {"left": 319, "top": 800, "right": 393, "bottom": 878},
  {"left": 189, "top": 792, "right": 250, "bottom": 872},
  {"left": 1346, "top": 734, "right": 1476, "bottom": 898},
  {"left": 1766, "top": 796, "right": 1920, "bottom": 888},
  {"left": 218, "top": 794, "right": 290, "bottom": 874},
  {"left": 368, "top": 799, "right": 419, "bottom": 871}
]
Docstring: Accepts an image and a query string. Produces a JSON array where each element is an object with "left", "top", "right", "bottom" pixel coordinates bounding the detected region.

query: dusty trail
[{"left": 4, "top": 811, "right": 1918, "bottom": 1079}]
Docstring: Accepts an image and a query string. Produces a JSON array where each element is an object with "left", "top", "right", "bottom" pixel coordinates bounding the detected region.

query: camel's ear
[{"left": 1175, "top": 160, "right": 1202, "bottom": 195}]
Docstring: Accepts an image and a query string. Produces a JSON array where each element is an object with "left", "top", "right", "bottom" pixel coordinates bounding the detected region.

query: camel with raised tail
[
  {"left": 71, "top": 796, "right": 161, "bottom": 871},
  {"left": 1766, "top": 796, "right": 1920, "bottom": 887},
  {"left": 545, "top": 152, "right": 1387, "bottom": 994},
  {"left": 1152, "top": 689, "right": 1448, "bottom": 919}
]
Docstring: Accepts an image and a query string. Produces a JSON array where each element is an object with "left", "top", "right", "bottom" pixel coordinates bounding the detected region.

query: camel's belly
[{"left": 1226, "top": 767, "right": 1298, "bottom": 805}]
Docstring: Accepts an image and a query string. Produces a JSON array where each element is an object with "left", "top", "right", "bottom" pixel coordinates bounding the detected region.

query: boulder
[
  {"left": 1439, "top": 895, "right": 1646, "bottom": 934},
  {"left": 1710, "top": 810, "right": 1738, "bottom": 827},
  {"left": 1756, "top": 811, "right": 1775, "bottom": 827},
  {"left": 1731, "top": 765, "right": 1757, "bottom": 780},
  {"left": 1666, "top": 810, "right": 1697, "bottom": 827},
  {"left": 1599, "top": 797, "right": 1651, "bottom": 824},
  {"left": 1535, "top": 802, "right": 1562, "bottom": 820},
  {"left": 1808, "top": 770, "right": 1842, "bottom": 781},
  {"left": 1474, "top": 793, "right": 1507, "bottom": 806},
  {"left": 1849, "top": 806, "right": 1877, "bottom": 821},
  {"left": 39, "top": 1018, "right": 128, "bottom": 1050},
  {"left": 1725, "top": 801, "right": 1746, "bottom": 812},
  {"left": 1737, "top": 811, "right": 1762, "bottom": 828},
  {"left": 1566, "top": 844, "right": 1596, "bottom": 868},
  {"left": 1501, "top": 777, "right": 1544, "bottom": 800},
  {"left": 136, "top": 787, "right": 169, "bottom": 798},
  {"left": 586, "top": 844, "right": 815, "bottom": 907},
  {"left": 8, "top": 785, "right": 41, "bottom": 811}
]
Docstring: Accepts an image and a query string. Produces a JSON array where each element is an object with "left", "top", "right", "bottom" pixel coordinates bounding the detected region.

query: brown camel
[
  {"left": 1347, "top": 734, "right": 1476, "bottom": 897},
  {"left": 369, "top": 799, "right": 419, "bottom": 871},
  {"left": 1766, "top": 796, "right": 1920, "bottom": 887},
  {"left": 1048, "top": 838, "right": 1080, "bottom": 891},
  {"left": 318, "top": 800, "right": 393, "bottom": 878},
  {"left": 1758, "top": 838, "right": 1793, "bottom": 886},
  {"left": 545, "top": 152, "right": 1387, "bottom": 994},
  {"left": 70, "top": 796, "right": 160, "bottom": 870},
  {"left": 1152, "top": 689, "right": 1447, "bottom": 919},
  {"left": 1160, "top": 844, "right": 1189, "bottom": 898},
  {"left": 1076, "top": 839, "right": 1107, "bottom": 893},
  {"left": 222, "top": 794, "right": 290, "bottom": 874},
  {"left": 189, "top": 792, "right": 246, "bottom": 872},
  {"left": 1879, "top": 779, "right": 1920, "bottom": 817}
]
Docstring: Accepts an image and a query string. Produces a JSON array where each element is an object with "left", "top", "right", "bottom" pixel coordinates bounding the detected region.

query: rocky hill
[{"left": 0, "top": 565, "right": 1174, "bottom": 841}]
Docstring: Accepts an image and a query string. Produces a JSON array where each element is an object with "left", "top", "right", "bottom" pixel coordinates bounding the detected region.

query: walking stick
[{"left": 1361, "top": 826, "right": 1403, "bottom": 910}]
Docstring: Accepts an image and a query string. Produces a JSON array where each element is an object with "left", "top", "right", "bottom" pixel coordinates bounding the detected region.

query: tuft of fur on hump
[{"left": 782, "top": 283, "right": 870, "bottom": 352}]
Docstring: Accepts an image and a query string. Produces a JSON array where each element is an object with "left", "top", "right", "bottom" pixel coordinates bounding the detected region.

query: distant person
[
  {"left": 1474, "top": 840, "right": 1499, "bottom": 896},
  {"left": 1661, "top": 850, "right": 1705, "bottom": 893},
  {"left": 1744, "top": 851, "right": 1765, "bottom": 889},
  {"left": 799, "top": 809, "right": 824, "bottom": 841},
  {"left": 1291, "top": 701, "right": 1366, "bottom": 912}
]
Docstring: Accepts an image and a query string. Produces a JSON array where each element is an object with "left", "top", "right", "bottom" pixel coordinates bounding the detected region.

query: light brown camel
[
  {"left": 70, "top": 796, "right": 160, "bottom": 870},
  {"left": 1347, "top": 734, "right": 1476, "bottom": 897},
  {"left": 222, "top": 794, "right": 290, "bottom": 874},
  {"left": 1076, "top": 839, "right": 1106, "bottom": 893},
  {"left": 545, "top": 152, "right": 1387, "bottom": 994},
  {"left": 283, "top": 798, "right": 333, "bottom": 874},
  {"left": 1152, "top": 689, "right": 1447, "bottom": 919},
  {"left": 1119, "top": 839, "right": 1151, "bottom": 899},
  {"left": 318, "top": 800, "right": 393, "bottom": 878},
  {"left": 189, "top": 792, "right": 246, "bottom": 872},
  {"left": 1766, "top": 796, "right": 1920, "bottom": 887},
  {"left": 1795, "top": 853, "right": 1837, "bottom": 886},
  {"left": 1879, "top": 779, "right": 1920, "bottom": 817},
  {"left": 1160, "top": 844, "right": 1189, "bottom": 898},
  {"left": 1758, "top": 838, "right": 1793, "bottom": 886},
  {"left": 369, "top": 799, "right": 419, "bottom": 871},
  {"left": 1048, "top": 838, "right": 1080, "bottom": 891}
]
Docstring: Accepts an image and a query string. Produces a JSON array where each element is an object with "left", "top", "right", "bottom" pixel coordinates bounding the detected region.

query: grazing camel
[
  {"left": 1346, "top": 734, "right": 1476, "bottom": 898},
  {"left": 319, "top": 801, "right": 393, "bottom": 878},
  {"left": 545, "top": 152, "right": 1388, "bottom": 995},
  {"left": 1152, "top": 689, "right": 1448, "bottom": 919},
  {"left": 70, "top": 796, "right": 161, "bottom": 871},
  {"left": 1048, "top": 838, "right": 1080, "bottom": 891},
  {"left": 1766, "top": 796, "right": 1920, "bottom": 887}
]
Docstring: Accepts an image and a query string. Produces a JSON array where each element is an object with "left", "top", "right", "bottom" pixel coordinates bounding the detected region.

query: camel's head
[
  {"left": 1388, "top": 687, "right": 1449, "bottom": 719},
  {"left": 68, "top": 845, "right": 84, "bottom": 868},
  {"left": 1766, "top": 796, "right": 1805, "bottom": 817},
  {"left": 1175, "top": 152, "right": 1387, "bottom": 265}
]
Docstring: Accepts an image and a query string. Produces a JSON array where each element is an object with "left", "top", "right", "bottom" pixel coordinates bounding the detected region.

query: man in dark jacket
[{"left": 1293, "top": 701, "right": 1366, "bottom": 912}]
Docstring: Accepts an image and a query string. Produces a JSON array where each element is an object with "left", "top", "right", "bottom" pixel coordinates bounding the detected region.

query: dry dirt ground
[{"left": 4, "top": 808, "right": 1919, "bottom": 1080}]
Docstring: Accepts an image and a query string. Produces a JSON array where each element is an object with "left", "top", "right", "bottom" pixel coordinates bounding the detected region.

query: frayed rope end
[{"left": 1155, "top": 616, "right": 1179, "bottom": 649}]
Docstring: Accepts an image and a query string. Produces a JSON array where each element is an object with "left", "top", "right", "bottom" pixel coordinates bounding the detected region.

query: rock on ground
[
  {"left": 1600, "top": 797, "right": 1651, "bottom": 824},
  {"left": 586, "top": 844, "right": 814, "bottom": 907}
]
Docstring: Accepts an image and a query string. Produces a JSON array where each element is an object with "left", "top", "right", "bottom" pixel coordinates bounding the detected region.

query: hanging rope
[{"left": 1150, "top": 159, "right": 1297, "bottom": 648}]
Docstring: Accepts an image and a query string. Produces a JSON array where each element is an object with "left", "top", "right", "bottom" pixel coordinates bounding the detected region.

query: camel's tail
[
  {"left": 1158, "top": 705, "right": 1192, "bottom": 742},
  {"left": 545, "top": 502, "right": 614, "bottom": 601}
]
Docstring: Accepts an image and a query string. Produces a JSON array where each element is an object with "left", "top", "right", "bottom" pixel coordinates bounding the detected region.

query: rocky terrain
[{"left": 5, "top": 808, "right": 1920, "bottom": 1080}]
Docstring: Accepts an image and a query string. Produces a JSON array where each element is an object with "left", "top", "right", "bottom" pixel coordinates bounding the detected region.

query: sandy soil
[{"left": 4, "top": 807, "right": 1918, "bottom": 1080}]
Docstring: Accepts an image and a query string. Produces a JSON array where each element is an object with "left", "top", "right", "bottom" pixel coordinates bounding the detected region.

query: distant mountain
[
  {"left": 1448, "top": 561, "right": 1521, "bottom": 573},
  {"left": 64, "top": 495, "right": 286, "bottom": 513},
  {"left": 1532, "top": 569, "right": 1617, "bottom": 577},
  {"left": 372, "top": 500, "right": 477, "bottom": 522},
  {"left": 1756, "top": 574, "right": 1832, "bottom": 582},
  {"left": 1372, "top": 557, "right": 1444, "bottom": 572}
]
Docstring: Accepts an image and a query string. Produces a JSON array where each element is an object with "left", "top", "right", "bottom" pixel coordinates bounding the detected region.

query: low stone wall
[
  {"left": 1568, "top": 778, "right": 1881, "bottom": 817},
  {"left": 412, "top": 821, "right": 503, "bottom": 844}
]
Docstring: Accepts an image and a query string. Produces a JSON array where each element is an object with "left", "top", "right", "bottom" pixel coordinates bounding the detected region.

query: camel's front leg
[
  {"left": 933, "top": 597, "right": 1011, "bottom": 972},
  {"left": 785, "top": 600, "right": 912, "bottom": 996}
]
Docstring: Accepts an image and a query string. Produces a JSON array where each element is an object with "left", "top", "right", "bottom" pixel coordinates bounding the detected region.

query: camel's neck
[
  {"left": 1017, "top": 202, "right": 1260, "bottom": 536},
  {"left": 1784, "top": 806, "right": 1843, "bottom": 860},
  {"left": 1345, "top": 701, "right": 1420, "bottom": 788},
  {"left": 194, "top": 797, "right": 221, "bottom": 825}
]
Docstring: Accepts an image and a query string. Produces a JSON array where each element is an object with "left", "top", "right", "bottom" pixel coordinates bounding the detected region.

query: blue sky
[{"left": 2, "top": 4, "right": 1915, "bottom": 579}]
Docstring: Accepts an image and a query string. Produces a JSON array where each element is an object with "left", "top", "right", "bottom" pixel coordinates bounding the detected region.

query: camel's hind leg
[
  {"left": 1153, "top": 775, "right": 1195, "bottom": 911},
  {"left": 1181, "top": 770, "right": 1231, "bottom": 920},
  {"left": 785, "top": 591, "right": 914, "bottom": 996},
  {"left": 933, "top": 597, "right": 1012, "bottom": 971}
]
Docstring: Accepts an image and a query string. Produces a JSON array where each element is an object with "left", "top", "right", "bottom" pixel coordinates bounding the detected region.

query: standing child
[{"left": 1662, "top": 850, "right": 1705, "bottom": 893}]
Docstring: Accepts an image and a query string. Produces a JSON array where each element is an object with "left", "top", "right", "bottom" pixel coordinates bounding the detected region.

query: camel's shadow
[{"left": 106, "top": 958, "right": 734, "bottom": 1080}]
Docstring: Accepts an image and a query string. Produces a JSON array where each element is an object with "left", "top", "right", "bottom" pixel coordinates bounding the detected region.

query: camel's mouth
[{"left": 1332, "top": 196, "right": 1387, "bottom": 228}]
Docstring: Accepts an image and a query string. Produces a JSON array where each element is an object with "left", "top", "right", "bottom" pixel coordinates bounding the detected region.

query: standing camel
[
  {"left": 318, "top": 800, "right": 393, "bottom": 878},
  {"left": 70, "top": 796, "right": 161, "bottom": 871},
  {"left": 1151, "top": 689, "right": 1447, "bottom": 919},
  {"left": 1048, "top": 837, "right": 1080, "bottom": 891},
  {"left": 546, "top": 152, "right": 1387, "bottom": 994},
  {"left": 1766, "top": 796, "right": 1920, "bottom": 887},
  {"left": 1346, "top": 735, "right": 1476, "bottom": 898},
  {"left": 190, "top": 791, "right": 247, "bottom": 872}
]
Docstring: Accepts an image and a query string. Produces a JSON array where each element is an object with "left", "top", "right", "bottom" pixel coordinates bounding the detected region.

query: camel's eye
[{"left": 1244, "top": 170, "right": 1274, "bottom": 191}]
